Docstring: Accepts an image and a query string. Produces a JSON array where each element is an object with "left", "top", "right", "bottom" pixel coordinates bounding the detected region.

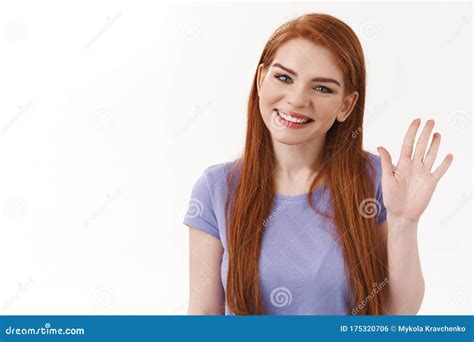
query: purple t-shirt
[{"left": 183, "top": 151, "right": 387, "bottom": 315}]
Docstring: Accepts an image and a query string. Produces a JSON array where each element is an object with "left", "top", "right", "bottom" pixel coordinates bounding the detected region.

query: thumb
[{"left": 377, "top": 146, "right": 394, "bottom": 179}]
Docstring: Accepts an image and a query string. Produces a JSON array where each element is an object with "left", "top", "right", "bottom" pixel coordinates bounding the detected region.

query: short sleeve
[
  {"left": 374, "top": 167, "right": 387, "bottom": 225},
  {"left": 367, "top": 153, "right": 391, "bottom": 225},
  {"left": 183, "top": 171, "right": 221, "bottom": 241}
]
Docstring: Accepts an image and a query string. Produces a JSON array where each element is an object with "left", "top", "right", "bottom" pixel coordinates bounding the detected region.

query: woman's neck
[{"left": 272, "top": 137, "right": 325, "bottom": 195}]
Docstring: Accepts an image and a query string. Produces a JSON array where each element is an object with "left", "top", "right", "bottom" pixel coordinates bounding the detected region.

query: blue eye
[
  {"left": 313, "top": 85, "right": 333, "bottom": 94},
  {"left": 274, "top": 74, "right": 333, "bottom": 94},
  {"left": 275, "top": 74, "right": 292, "bottom": 83}
]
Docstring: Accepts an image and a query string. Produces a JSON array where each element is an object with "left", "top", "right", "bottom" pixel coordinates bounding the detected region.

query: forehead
[{"left": 272, "top": 38, "right": 343, "bottom": 82}]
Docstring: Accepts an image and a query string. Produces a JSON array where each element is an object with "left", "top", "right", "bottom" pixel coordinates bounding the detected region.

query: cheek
[
  {"left": 311, "top": 97, "right": 343, "bottom": 120},
  {"left": 259, "top": 85, "right": 280, "bottom": 117},
  {"left": 260, "top": 82, "right": 280, "bottom": 103}
]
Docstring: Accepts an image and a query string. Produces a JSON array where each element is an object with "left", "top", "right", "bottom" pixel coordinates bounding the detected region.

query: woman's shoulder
[
  {"left": 202, "top": 159, "right": 241, "bottom": 184},
  {"left": 363, "top": 150, "right": 383, "bottom": 176}
]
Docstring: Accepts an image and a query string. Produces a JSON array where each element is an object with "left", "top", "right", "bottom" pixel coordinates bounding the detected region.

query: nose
[{"left": 285, "top": 84, "right": 310, "bottom": 108}]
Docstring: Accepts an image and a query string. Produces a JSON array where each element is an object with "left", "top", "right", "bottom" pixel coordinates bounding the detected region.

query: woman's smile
[{"left": 274, "top": 109, "right": 315, "bottom": 129}]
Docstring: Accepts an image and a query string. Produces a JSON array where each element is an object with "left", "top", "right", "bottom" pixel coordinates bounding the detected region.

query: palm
[{"left": 377, "top": 119, "right": 453, "bottom": 223}]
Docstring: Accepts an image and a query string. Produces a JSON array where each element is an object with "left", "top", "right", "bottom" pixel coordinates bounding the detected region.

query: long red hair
[{"left": 224, "top": 13, "right": 387, "bottom": 315}]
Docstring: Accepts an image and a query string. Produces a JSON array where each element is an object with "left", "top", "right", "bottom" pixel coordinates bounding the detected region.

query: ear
[
  {"left": 256, "top": 63, "right": 267, "bottom": 98},
  {"left": 336, "top": 91, "right": 359, "bottom": 123}
]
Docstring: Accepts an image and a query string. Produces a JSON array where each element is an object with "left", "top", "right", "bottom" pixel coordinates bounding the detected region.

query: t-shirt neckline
[{"left": 273, "top": 185, "right": 327, "bottom": 202}]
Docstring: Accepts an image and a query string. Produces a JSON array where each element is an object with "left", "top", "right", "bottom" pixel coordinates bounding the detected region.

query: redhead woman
[{"left": 184, "top": 13, "right": 453, "bottom": 315}]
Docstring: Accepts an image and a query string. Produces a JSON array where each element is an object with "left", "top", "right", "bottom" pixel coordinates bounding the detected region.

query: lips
[
  {"left": 272, "top": 109, "right": 315, "bottom": 129},
  {"left": 275, "top": 109, "right": 314, "bottom": 124},
  {"left": 278, "top": 109, "right": 313, "bottom": 121}
]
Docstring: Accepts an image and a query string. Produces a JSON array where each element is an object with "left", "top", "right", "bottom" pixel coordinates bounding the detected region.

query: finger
[
  {"left": 414, "top": 119, "right": 435, "bottom": 161},
  {"left": 432, "top": 154, "right": 454, "bottom": 182},
  {"left": 423, "top": 132, "right": 441, "bottom": 171},
  {"left": 400, "top": 118, "right": 421, "bottom": 160},
  {"left": 377, "top": 146, "right": 394, "bottom": 181}
]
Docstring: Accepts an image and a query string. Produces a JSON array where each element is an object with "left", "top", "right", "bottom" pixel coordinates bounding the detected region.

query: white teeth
[{"left": 276, "top": 110, "right": 311, "bottom": 124}]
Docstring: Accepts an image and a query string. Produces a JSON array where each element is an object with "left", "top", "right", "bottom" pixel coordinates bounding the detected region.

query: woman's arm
[
  {"left": 376, "top": 119, "right": 453, "bottom": 314},
  {"left": 187, "top": 227, "right": 226, "bottom": 315},
  {"left": 381, "top": 217, "right": 425, "bottom": 315}
]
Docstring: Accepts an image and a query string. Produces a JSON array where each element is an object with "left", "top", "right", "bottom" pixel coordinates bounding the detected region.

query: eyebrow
[{"left": 271, "top": 62, "right": 341, "bottom": 87}]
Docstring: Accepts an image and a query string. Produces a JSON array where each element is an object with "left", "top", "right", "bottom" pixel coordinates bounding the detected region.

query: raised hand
[{"left": 376, "top": 119, "right": 453, "bottom": 224}]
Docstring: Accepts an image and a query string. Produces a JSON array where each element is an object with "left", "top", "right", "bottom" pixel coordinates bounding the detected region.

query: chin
[{"left": 271, "top": 132, "right": 309, "bottom": 146}]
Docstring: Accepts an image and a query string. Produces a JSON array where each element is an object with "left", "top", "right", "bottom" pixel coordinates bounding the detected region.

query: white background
[{"left": 0, "top": 1, "right": 471, "bottom": 315}]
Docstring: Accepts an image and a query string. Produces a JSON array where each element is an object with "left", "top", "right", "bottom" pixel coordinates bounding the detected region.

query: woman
[{"left": 184, "top": 13, "right": 453, "bottom": 315}]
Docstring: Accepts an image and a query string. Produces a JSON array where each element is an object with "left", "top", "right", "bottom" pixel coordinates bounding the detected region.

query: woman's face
[{"left": 257, "top": 38, "right": 359, "bottom": 145}]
